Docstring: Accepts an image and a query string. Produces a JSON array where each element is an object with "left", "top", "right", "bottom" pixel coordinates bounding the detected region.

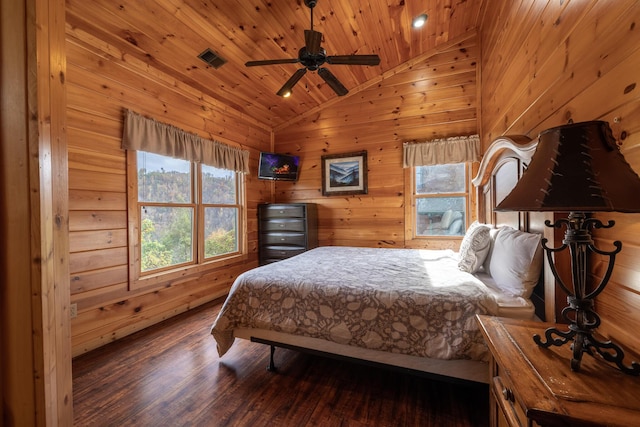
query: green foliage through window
[
  {"left": 140, "top": 218, "right": 172, "bottom": 271},
  {"left": 137, "top": 151, "right": 241, "bottom": 273}
]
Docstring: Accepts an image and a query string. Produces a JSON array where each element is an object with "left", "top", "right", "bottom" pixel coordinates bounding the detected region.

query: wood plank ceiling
[{"left": 65, "top": 0, "right": 483, "bottom": 130}]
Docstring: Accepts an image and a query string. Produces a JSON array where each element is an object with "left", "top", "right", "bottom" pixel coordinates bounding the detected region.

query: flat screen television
[{"left": 258, "top": 152, "right": 300, "bottom": 181}]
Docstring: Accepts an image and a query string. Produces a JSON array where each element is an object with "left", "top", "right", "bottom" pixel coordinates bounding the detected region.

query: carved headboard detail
[{"left": 472, "top": 135, "right": 555, "bottom": 321}]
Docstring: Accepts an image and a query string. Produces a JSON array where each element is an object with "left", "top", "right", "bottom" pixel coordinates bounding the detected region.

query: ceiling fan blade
[
  {"left": 317, "top": 67, "right": 348, "bottom": 96},
  {"left": 245, "top": 58, "right": 300, "bottom": 67},
  {"left": 305, "top": 29, "right": 323, "bottom": 55},
  {"left": 326, "top": 55, "right": 381, "bottom": 66},
  {"left": 276, "top": 68, "right": 307, "bottom": 97}
]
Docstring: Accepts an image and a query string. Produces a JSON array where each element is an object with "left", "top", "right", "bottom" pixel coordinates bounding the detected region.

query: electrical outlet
[{"left": 70, "top": 303, "right": 77, "bottom": 319}]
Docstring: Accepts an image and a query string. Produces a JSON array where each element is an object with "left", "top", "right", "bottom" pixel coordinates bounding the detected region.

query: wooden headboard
[{"left": 472, "top": 136, "right": 555, "bottom": 321}]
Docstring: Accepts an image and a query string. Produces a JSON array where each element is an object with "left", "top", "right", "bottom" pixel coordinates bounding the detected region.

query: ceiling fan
[{"left": 245, "top": 0, "right": 381, "bottom": 97}]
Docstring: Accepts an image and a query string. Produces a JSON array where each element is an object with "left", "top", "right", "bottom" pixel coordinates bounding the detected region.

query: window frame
[
  {"left": 197, "top": 163, "right": 242, "bottom": 262},
  {"left": 126, "top": 150, "right": 246, "bottom": 290},
  {"left": 404, "top": 162, "right": 473, "bottom": 245}
]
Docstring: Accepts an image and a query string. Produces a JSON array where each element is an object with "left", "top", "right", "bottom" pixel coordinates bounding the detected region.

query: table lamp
[{"left": 495, "top": 120, "right": 640, "bottom": 375}]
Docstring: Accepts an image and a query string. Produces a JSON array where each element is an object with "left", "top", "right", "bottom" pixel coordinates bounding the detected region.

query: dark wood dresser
[
  {"left": 258, "top": 203, "right": 318, "bottom": 265},
  {"left": 476, "top": 315, "right": 640, "bottom": 427}
]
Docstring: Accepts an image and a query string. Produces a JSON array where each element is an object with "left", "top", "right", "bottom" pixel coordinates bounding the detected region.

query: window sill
[
  {"left": 404, "top": 236, "right": 463, "bottom": 251},
  {"left": 413, "top": 235, "right": 464, "bottom": 239},
  {"left": 131, "top": 252, "right": 252, "bottom": 292}
]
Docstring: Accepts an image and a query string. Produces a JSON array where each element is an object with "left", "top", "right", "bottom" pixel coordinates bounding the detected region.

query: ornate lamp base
[
  {"left": 534, "top": 318, "right": 640, "bottom": 375},
  {"left": 534, "top": 212, "right": 640, "bottom": 376}
]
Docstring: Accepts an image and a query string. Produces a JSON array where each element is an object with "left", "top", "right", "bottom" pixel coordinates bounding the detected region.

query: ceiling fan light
[
  {"left": 412, "top": 14, "right": 428, "bottom": 29},
  {"left": 251, "top": 0, "right": 380, "bottom": 97}
]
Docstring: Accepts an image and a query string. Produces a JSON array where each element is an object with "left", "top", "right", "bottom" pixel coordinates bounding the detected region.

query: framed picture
[{"left": 321, "top": 150, "right": 368, "bottom": 196}]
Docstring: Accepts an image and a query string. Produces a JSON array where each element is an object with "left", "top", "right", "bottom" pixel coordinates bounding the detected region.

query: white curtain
[
  {"left": 403, "top": 134, "right": 480, "bottom": 167},
  {"left": 122, "top": 109, "right": 249, "bottom": 173}
]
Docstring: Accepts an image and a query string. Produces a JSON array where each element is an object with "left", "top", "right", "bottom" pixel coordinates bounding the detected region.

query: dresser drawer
[
  {"left": 260, "top": 218, "right": 306, "bottom": 232},
  {"left": 260, "top": 204, "right": 305, "bottom": 218},
  {"left": 260, "top": 232, "right": 307, "bottom": 246},
  {"left": 258, "top": 203, "right": 317, "bottom": 266},
  {"left": 491, "top": 375, "right": 526, "bottom": 427},
  {"left": 260, "top": 246, "right": 306, "bottom": 260},
  {"left": 492, "top": 360, "right": 543, "bottom": 427}
]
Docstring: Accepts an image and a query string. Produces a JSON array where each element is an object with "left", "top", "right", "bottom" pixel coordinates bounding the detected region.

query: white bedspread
[{"left": 211, "top": 246, "right": 499, "bottom": 361}]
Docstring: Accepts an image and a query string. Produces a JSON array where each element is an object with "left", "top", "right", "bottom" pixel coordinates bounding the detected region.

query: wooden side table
[{"left": 476, "top": 315, "right": 640, "bottom": 427}]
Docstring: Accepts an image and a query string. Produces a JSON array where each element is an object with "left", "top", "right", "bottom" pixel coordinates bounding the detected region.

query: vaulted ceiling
[{"left": 65, "top": 0, "right": 483, "bottom": 129}]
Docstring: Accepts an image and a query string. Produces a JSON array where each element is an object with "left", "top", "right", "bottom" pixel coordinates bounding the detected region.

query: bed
[{"left": 211, "top": 136, "right": 550, "bottom": 384}]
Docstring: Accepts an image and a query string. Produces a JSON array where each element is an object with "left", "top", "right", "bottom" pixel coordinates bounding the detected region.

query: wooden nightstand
[{"left": 476, "top": 315, "right": 640, "bottom": 427}]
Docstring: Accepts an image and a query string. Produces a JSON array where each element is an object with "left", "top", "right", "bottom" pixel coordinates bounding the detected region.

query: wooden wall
[
  {"left": 63, "top": 0, "right": 640, "bottom": 367},
  {"left": 65, "top": 3, "right": 273, "bottom": 356},
  {"left": 2, "top": 0, "right": 73, "bottom": 424},
  {"left": 6, "top": 0, "right": 636, "bottom": 423},
  {"left": 273, "top": 33, "right": 479, "bottom": 250},
  {"left": 479, "top": 0, "right": 640, "bottom": 356}
]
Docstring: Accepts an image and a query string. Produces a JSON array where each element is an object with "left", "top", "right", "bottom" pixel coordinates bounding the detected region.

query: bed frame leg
[{"left": 267, "top": 345, "right": 277, "bottom": 372}]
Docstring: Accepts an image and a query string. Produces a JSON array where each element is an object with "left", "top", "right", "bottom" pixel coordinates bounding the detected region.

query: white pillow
[
  {"left": 488, "top": 226, "right": 543, "bottom": 298},
  {"left": 458, "top": 221, "right": 491, "bottom": 273},
  {"left": 482, "top": 227, "right": 502, "bottom": 276}
]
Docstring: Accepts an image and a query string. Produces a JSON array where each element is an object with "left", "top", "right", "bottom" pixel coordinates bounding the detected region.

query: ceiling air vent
[{"left": 198, "top": 48, "right": 227, "bottom": 69}]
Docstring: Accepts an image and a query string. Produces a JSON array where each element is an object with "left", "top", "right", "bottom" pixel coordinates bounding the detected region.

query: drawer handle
[
  {"left": 279, "top": 210, "right": 285, "bottom": 214},
  {"left": 280, "top": 238, "right": 286, "bottom": 241},
  {"left": 279, "top": 224, "right": 285, "bottom": 228},
  {"left": 502, "top": 387, "right": 515, "bottom": 403}
]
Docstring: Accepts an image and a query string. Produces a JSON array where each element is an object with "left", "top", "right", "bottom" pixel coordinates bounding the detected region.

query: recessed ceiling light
[
  {"left": 412, "top": 14, "right": 428, "bottom": 29},
  {"left": 281, "top": 90, "right": 292, "bottom": 98}
]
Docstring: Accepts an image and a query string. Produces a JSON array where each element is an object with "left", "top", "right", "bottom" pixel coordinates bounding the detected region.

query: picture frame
[{"left": 321, "top": 150, "right": 368, "bottom": 196}]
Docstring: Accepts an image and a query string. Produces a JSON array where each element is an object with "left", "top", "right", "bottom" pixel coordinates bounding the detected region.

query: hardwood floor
[{"left": 73, "top": 299, "right": 489, "bottom": 426}]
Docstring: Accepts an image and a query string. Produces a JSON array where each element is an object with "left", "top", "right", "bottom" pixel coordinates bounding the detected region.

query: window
[
  {"left": 136, "top": 151, "right": 242, "bottom": 275},
  {"left": 414, "top": 163, "right": 468, "bottom": 237}
]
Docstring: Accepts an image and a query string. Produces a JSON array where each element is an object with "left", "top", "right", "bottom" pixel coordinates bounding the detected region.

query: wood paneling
[
  {"left": 2, "top": 0, "right": 74, "bottom": 424},
  {"left": 274, "top": 34, "right": 479, "bottom": 249},
  {"left": 64, "top": 0, "right": 483, "bottom": 129},
  {"left": 69, "top": 247, "right": 128, "bottom": 274},
  {"left": 68, "top": 169, "right": 126, "bottom": 192},
  {"left": 8, "top": 0, "right": 640, "bottom": 422},
  {"left": 66, "top": 0, "right": 272, "bottom": 357},
  {"left": 70, "top": 266, "right": 128, "bottom": 294},
  {"left": 479, "top": 0, "right": 640, "bottom": 352},
  {"left": 69, "top": 189, "right": 127, "bottom": 211},
  {"left": 69, "top": 211, "right": 127, "bottom": 231},
  {"left": 69, "top": 229, "right": 127, "bottom": 252}
]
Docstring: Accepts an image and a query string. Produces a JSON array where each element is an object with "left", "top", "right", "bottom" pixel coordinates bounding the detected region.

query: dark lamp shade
[{"left": 496, "top": 121, "right": 640, "bottom": 213}]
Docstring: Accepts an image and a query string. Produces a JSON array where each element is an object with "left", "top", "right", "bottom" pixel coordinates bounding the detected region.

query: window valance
[
  {"left": 122, "top": 109, "right": 249, "bottom": 173},
  {"left": 403, "top": 134, "right": 480, "bottom": 167}
]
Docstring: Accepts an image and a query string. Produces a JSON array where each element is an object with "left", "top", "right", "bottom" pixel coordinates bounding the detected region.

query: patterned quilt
[{"left": 211, "top": 246, "right": 498, "bottom": 361}]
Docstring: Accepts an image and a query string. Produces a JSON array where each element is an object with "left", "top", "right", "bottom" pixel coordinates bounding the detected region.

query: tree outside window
[
  {"left": 202, "top": 164, "right": 239, "bottom": 258},
  {"left": 137, "top": 151, "right": 241, "bottom": 273}
]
